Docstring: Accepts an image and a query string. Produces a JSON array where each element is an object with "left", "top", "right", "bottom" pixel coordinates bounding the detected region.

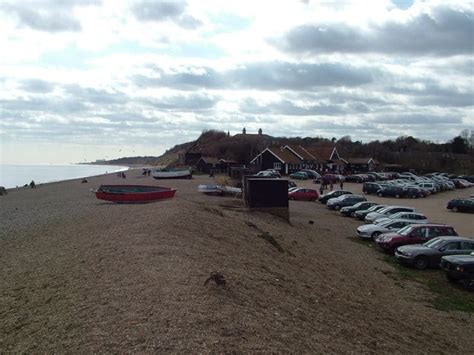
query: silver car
[
  {"left": 357, "top": 219, "right": 417, "bottom": 240},
  {"left": 365, "top": 206, "right": 417, "bottom": 223},
  {"left": 374, "top": 212, "right": 428, "bottom": 225}
]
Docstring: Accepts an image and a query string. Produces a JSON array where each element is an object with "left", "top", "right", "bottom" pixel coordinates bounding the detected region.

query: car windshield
[
  {"left": 398, "top": 225, "right": 414, "bottom": 236},
  {"left": 423, "top": 238, "right": 444, "bottom": 249},
  {"left": 388, "top": 212, "right": 401, "bottom": 219},
  {"left": 378, "top": 219, "right": 396, "bottom": 227},
  {"left": 377, "top": 207, "right": 392, "bottom": 214}
]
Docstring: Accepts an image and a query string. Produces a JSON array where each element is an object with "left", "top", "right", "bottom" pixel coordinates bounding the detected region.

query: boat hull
[
  {"left": 151, "top": 170, "right": 192, "bottom": 179},
  {"left": 95, "top": 185, "right": 176, "bottom": 203}
]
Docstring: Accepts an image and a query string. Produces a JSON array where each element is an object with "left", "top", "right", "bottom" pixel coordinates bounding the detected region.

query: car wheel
[
  {"left": 351, "top": 212, "right": 356, "bottom": 217},
  {"left": 461, "top": 279, "right": 474, "bottom": 291},
  {"left": 395, "top": 194, "right": 400, "bottom": 198},
  {"left": 411, "top": 194, "right": 417, "bottom": 199},
  {"left": 378, "top": 192, "right": 383, "bottom": 197},
  {"left": 413, "top": 256, "right": 429, "bottom": 270},
  {"left": 371, "top": 231, "right": 381, "bottom": 240},
  {"left": 446, "top": 274, "right": 457, "bottom": 282},
  {"left": 334, "top": 205, "right": 341, "bottom": 210},
  {"left": 452, "top": 207, "right": 458, "bottom": 212}
]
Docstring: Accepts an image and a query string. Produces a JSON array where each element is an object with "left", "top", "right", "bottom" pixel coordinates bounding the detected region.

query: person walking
[
  {"left": 330, "top": 182, "right": 333, "bottom": 191},
  {"left": 319, "top": 184, "right": 324, "bottom": 196},
  {"left": 340, "top": 180, "right": 344, "bottom": 190}
]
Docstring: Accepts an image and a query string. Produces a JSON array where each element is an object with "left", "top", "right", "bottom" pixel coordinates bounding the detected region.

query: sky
[{"left": 0, "top": 0, "right": 473, "bottom": 164}]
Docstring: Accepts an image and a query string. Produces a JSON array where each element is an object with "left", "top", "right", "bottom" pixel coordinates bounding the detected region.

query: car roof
[
  {"left": 434, "top": 236, "right": 474, "bottom": 242},
  {"left": 388, "top": 218, "right": 420, "bottom": 223},
  {"left": 383, "top": 206, "right": 414, "bottom": 209},
  {"left": 409, "top": 223, "right": 452, "bottom": 227}
]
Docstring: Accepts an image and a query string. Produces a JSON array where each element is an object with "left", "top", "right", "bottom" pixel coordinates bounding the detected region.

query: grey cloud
[
  {"left": 131, "top": 1, "right": 201, "bottom": 28},
  {"left": 135, "top": 61, "right": 374, "bottom": 91},
  {"left": 277, "top": 6, "right": 473, "bottom": 56},
  {"left": 239, "top": 95, "right": 373, "bottom": 116},
  {"left": 390, "top": 82, "right": 473, "bottom": 108},
  {"left": 372, "top": 114, "right": 463, "bottom": 125},
  {"left": 142, "top": 94, "right": 218, "bottom": 111},
  {"left": 63, "top": 85, "right": 128, "bottom": 104},
  {"left": 1, "top": 97, "right": 86, "bottom": 114},
  {"left": 1, "top": 0, "right": 100, "bottom": 32},
  {"left": 240, "top": 98, "right": 346, "bottom": 116},
  {"left": 21, "top": 79, "right": 55, "bottom": 93}
]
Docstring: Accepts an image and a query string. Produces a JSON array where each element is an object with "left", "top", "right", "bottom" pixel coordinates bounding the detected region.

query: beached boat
[
  {"left": 198, "top": 184, "right": 224, "bottom": 195},
  {"left": 198, "top": 184, "right": 242, "bottom": 197},
  {"left": 151, "top": 168, "right": 192, "bottom": 179},
  {"left": 94, "top": 185, "right": 176, "bottom": 203}
]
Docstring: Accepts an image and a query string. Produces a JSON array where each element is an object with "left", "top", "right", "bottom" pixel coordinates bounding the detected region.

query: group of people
[
  {"left": 117, "top": 172, "right": 126, "bottom": 179},
  {"left": 319, "top": 180, "right": 344, "bottom": 195}
]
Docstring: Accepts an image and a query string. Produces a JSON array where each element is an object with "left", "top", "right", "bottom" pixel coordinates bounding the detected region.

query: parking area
[{"left": 294, "top": 180, "right": 474, "bottom": 236}]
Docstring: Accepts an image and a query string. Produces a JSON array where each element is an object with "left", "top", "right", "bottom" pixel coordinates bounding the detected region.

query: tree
[{"left": 450, "top": 136, "right": 468, "bottom": 154}]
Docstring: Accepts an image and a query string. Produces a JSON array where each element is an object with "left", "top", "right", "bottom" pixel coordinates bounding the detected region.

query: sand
[{"left": 1, "top": 170, "right": 473, "bottom": 353}]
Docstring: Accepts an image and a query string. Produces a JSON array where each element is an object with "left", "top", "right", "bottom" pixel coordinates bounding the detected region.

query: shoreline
[{"left": 1, "top": 164, "right": 130, "bottom": 190}]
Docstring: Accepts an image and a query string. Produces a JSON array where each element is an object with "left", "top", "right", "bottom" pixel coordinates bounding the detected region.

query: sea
[{"left": 0, "top": 164, "right": 128, "bottom": 189}]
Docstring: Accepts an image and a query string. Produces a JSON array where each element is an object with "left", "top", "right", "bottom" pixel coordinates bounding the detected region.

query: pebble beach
[{"left": 1, "top": 169, "right": 473, "bottom": 353}]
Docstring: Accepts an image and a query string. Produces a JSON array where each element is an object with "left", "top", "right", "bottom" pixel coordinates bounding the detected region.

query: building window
[{"left": 273, "top": 162, "right": 281, "bottom": 170}]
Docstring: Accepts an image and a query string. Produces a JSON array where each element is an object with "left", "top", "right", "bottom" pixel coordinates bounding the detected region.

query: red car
[
  {"left": 375, "top": 223, "right": 458, "bottom": 253},
  {"left": 288, "top": 188, "right": 319, "bottom": 201}
]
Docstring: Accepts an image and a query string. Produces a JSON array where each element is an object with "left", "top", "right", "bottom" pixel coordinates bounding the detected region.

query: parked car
[
  {"left": 357, "top": 219, "right": 418, "bottom": 241},
  {"left": 375, "top": 224, "right": 458, "bottom": 253},
  {"left": 458, "top": 175, "right": 474, "bottom": 183},
  {"left": 290, "top": 171, "right": 309, "bottom": 180},
  {"left": 345, "top": 175, "right": 366, "bottom": 183},
  {"left": 354, "top": 204, "right": 386, "bottom": 220},
  {"left": 402, "top": 186, "right": 429, "bottom": 198},
  {"left": 447, "top": 198, "right": 474, "bottom": 213},
  {"left": 288, "top": 188, "right": 319, "bottom": 201},
  {"left": 395, "top": 237, "right": 474, "bottom": 270},
  {"left": 288, "top": 181, "right": 297, "bottom": 188},
  {"left": 415, "top": 182, "right": 437, "bottom": 194},
  {"left": 340, "top": 201, "right": 378, "bottom": 217},
  {"left": 256, "top": 170, "right": 281, "bottom": 178},
  {"left": 299, "top": 169, "right": 321, "bottom": 180},
  {"left": 321, "top": 174, "right": 338, "bottom": 183},
  {"left": 365, "top": 206, "right": 418, "bottom": 223},
  {"left": 363, "top": 182, "right": 384, "bottom": 195},
  {"left": 440, "top": 253, "right": 474, "bottom": 290},
  {"left": 452, "top": 179, "right": 474, "bottom": 188},
  {"left": 318, "top": 190, "right": 353, "bottom": 204},
  {"left": 327, "top": 195, "right": 367, "bottom": 210},
  {"left": 374, "top": 212, "right": 428, "bottom": 225},
  {"left": 376, "top": 185, "right": 405, "bottom": 198}
]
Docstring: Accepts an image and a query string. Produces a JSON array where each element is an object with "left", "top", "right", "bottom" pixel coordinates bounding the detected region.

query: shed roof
[
  {"left": 268, "top": 147, "right": 302, "bottom": 164},
  {"left": 305, "top": 147, "right": 339, "bottom": 161},
  {"left": 198, "top": 156, "right": 219, "bottom": 164},
  {"left": 284, "top": 145, "right": 320, "bottom": 161}
]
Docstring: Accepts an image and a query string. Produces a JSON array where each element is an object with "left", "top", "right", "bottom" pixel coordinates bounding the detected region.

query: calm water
[{"left": 0, "top": 164, "right": 128, "bottom": 189}]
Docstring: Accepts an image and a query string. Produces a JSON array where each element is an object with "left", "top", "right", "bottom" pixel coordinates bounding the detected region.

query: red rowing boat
[{"left": 94, "top": 185, "right": 176, "bottom": 203}]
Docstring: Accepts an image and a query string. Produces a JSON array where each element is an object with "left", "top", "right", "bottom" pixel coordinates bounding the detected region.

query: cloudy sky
[{"left": 0, "top": 0, "right": 473, "bottom": 164}]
